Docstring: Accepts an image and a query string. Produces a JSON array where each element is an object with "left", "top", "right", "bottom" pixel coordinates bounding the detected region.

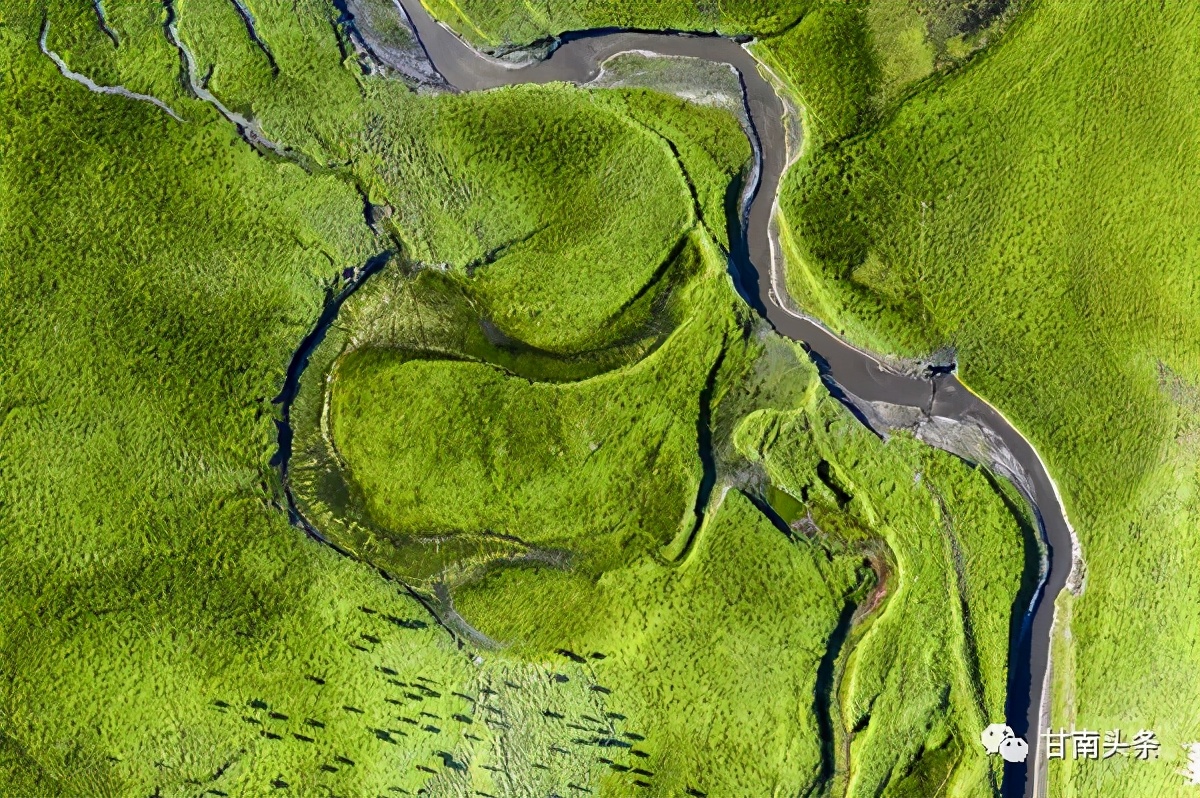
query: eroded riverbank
[{"left": 385, "top": 3, "right": 1077, "bottom": 795}]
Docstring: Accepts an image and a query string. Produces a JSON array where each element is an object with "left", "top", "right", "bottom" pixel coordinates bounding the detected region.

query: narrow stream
[
  {"left": 383, "top": 4, "right": 1076, "bottom": 796},
  {"left": 39, "top": 19, "right": 182, "bottom": 121}
]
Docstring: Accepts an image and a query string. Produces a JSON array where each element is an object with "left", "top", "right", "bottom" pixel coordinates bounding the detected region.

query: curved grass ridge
[
  {"left": 293, "top": 68, "right": 1026, "bottom": 798},
  {"left": 286, "top": 229, "right": 724, "bottom": 589}
]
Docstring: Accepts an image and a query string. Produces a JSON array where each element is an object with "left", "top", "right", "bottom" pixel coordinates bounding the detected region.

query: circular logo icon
[
  {"left": 981, "top": 723, "right": 1014, "bottom": 755},
  {"left": 1000, "top": 736, "right": 1029, "bottom": 763}
]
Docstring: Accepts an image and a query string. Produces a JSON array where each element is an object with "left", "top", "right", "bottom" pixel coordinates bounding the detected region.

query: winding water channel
[
  {"left": 385, "top": 4, "right": 1074, "bottom": 796},
  {"left": 33, "top": 2, "right": 1069, "bottom": 793}
]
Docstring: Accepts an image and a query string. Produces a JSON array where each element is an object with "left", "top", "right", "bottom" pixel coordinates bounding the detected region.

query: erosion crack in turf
[
  {"left": 90, "top": 0, "right": 118, "bottom": 47},
  {"left": 163, "top": 3, "right": 293, "bottom": 160},
  {"left": 39, "top": 19, "right": 183, "bottom": 121},
  {"left": 228, "top": 0, "right": 280, "bottom": 75}
]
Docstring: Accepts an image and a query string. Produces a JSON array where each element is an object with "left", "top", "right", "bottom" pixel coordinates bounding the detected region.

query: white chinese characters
[
  {"left": 981, "top": 723, "right": 1011, "bottom": 754},
  {"left": 1042, "top": 728, "right": 1159, "bottom": 760}
]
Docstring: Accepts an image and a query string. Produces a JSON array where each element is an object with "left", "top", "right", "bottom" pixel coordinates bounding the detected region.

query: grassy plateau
[{"left": 1, "top": 0, "right": 1044, "bottom": 795}]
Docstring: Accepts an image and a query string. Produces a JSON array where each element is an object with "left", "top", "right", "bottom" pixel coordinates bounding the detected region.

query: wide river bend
[{"left": 383, "top": 4, "right": 1073, "bottom": 795}]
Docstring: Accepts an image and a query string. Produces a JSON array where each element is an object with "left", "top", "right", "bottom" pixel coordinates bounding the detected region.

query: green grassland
[
  {"left": 173, "top": 0, "right": 368, "bottom": 157},
  {"left": 306, "top": 240, "right": 1027, "bottom": 794},
  {"left": 52, "top": 0, "right": 751, "bottom": 359},
  {"left": 0, "top": 4, "right": 497, "bottom": 794},
  {"left": 5, "top": 0, "right": 1038, "bottom": 796},
  {"left": 731, "top": 346, "right": 1025, "bottom": 797},
  {"left": 41, "top": 0, "right": 364, "bottom": 161},
  {"left": 763, "top": 1, "right": 1200, "bottom": 793},
  {"left": 353, "top": 83, "right": 727, "bottom": 353},
  {"left": 454, "top": 490, "right": 864, "bottom": 796}
]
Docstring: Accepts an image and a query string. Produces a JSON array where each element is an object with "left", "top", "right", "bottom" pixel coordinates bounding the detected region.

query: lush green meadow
[
  {"left": 293, "top": 82, "right": 1026, "bottom": 790},
  {"left": 354, "top": 82, "right": 737, "bottom": 353},
  {"left": 2, "top": 0, "right": 753, "bottom": 791},
  {"left": 4, "top": 0, "right": 1041, "bottom": 795},
  {"left": 0, "top": 4, "right": 493, "bottom": 794},
  {"left": 421, "top": 0, "right": 1200, "bottom": 791},
  {"left": 730, "top": 341, "right": 1024, "bottom": 797},
  {"left": 307, "top": 234, "right": 1026, "bottom": 793},
  {"left": 761, "top": 1, "right": 1200, "bottom": 793}
]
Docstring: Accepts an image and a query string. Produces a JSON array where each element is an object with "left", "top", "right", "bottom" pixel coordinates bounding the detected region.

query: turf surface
[{"left": 770, "top": 2, "right": 1200, "bottom": 792}]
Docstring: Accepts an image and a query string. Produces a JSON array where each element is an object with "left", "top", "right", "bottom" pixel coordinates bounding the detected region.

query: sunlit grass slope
[
  {"left": 771, "top": 2, "right": 1200, "bottom": 793},
  {"left": 357, "top": 83, "right": 701, "bottom": 353}
]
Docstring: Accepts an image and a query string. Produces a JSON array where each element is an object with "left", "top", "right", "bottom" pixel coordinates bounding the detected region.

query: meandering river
[
  {"left": 35, "top": 3, "right": 1069, "bottom": 792},
  {"left": 382, "top": 4, "right": 1074, "bottom": 795}
]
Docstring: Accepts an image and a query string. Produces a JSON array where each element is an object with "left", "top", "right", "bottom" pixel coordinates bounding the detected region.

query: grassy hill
[{"left": 767, "top": 1, "right": 1200, "bottom": 794}]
